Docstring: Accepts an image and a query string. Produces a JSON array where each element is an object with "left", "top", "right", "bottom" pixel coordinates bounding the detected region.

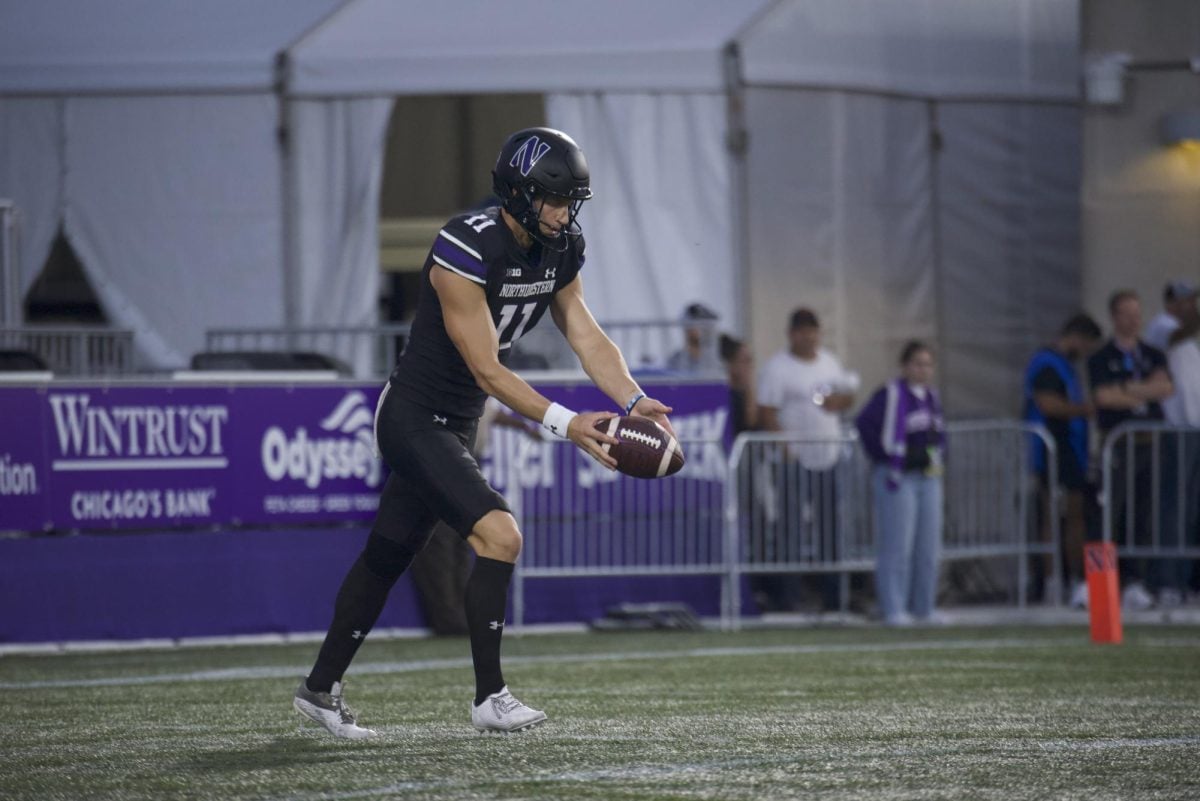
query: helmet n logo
[{"left": 509, "top": 136, "right": 551, "bottom": 177}]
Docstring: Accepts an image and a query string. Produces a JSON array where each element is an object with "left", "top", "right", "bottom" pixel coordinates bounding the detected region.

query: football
[{"left": 594, "top": 415, "right": 685, "bottom": 479}]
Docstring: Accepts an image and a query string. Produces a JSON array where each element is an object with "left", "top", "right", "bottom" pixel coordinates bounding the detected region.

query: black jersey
[{"left": 390, "top": 206, "right": 585, "bottom": 420}]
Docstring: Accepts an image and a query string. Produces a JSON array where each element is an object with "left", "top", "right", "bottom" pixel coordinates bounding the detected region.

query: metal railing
[
  {"left": 502, "top": 420, "right": 1059, "bottom": 629},
  {"left": 942, "top": 421, "right": 1060, "bottom": 607},
  {"left": 504, "top": 434, "right": 727, "bottom": 627},
  {"left": 205, "top": 325, "right": 412, "bottom": 379},
  {"left": 724, "top": 424, "right": 1057, "bottom": 627},
  {"left": 205, "top": 319, "right": 724, "bottom": 379},
  {"left": 0, "top": 326, "right": 135, "bottom": 375},
  {"left": 1101, "top": 422, "right": 1200, "bottom": 558}
]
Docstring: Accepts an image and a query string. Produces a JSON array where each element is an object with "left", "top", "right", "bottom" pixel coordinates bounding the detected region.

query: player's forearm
[
  {"left": 574, "top": 334, "right": 641, "bottom": 411},
  {"left": 472, "top": 362, "right": 554, "bottom": 425}
]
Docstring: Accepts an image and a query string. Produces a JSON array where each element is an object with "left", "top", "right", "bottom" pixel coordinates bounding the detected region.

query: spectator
[
  {"left": 855, "top": 341, "right": 945, "bottom": 626},
  {"left": 1087, "top": 289, "right": 1175, "bottom": 610},
  {"left": 757, "top": 308, "right": 859, "bottom": 612},
  {"left": 666, "top": 302, "right": 722, "bottom": 375},
  {"left": 719, "top": 333, "right": 760, "bottom": 436},
  {"left": 1144, "top": 280, "right": 1200, "bottom": 605},
  {"left": 1023, "top": 313, "right": 1102, "bottom": 608}
]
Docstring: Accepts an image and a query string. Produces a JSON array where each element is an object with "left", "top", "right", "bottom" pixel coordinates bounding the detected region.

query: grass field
[{"left": 1, "top": 625, "right": 1198, "bottom": 800}]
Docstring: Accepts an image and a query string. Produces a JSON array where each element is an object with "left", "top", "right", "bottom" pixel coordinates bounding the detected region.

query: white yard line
[
  {"left": 5, "top": 637, "right": 1198, "bottom": 690},
  {"left": 273, "top": 737, "right": 1200, "bottom": 801}
]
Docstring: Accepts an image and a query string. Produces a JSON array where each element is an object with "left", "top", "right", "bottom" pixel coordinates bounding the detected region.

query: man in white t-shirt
[
  {"left": 1145, "top": 281, "right": 1200, "bottom": 426},
  {"left": 755, "top": 308, "right": 859, "bottom": 612},
  {"left": 1144, "top": 280, "right": 1200, "bottom": 604}
]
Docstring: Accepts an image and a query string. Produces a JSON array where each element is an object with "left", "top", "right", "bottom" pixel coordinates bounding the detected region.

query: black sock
[
  {"left": 465, "top": 556, "right": 514, "bottom": 705},
  {"left": 307, "top": 554, "right": 405, "bottom": 693}
]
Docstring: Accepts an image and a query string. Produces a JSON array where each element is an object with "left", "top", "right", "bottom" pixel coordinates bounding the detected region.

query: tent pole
[
  {"left": 275, "top": 51, "right": 298, "bottom": 349},
  {"left": 928, "top": 100, "right": 948, "bottom": 404},
  {"left": 723, "top": 42, "right": 750, "bottom": 337}
]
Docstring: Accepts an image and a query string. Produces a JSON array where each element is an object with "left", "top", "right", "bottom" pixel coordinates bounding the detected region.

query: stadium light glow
[{"left": 1160, "top": 109, "right": 1200, "bottom": 148}]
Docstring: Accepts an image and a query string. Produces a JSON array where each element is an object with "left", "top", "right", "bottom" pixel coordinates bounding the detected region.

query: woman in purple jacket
[{"left": 855, "top": 341, "right": 945, "bottom": 626}]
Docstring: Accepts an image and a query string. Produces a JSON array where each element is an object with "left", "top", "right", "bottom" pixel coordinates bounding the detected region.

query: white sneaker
[
  {"left": 1121, "top": 582, "right": 1155, "bottom": 611},
  {"left": 471, "top": 686, "right": 547, "bottom": 733},
  {"left": 1069, "top": 581, "right": 1089, "bottom": 610},
  {"left": 883, "top": 612, "right": 914, "bottom": 628},
  {"left": 294, "top": 679, "right": 377, "bottom": 740}
]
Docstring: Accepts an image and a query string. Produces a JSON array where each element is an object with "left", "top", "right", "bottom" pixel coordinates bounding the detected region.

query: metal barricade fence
[
  {"left": 505, "top": 434, "right": 728, "bottom": 628},
  {"left": 942, "top": 421, "right": 1059, "bottom": 608},
  {"left": 725, "top": 422, "right": 1058, "bottom": 629},
  {"left": 206, "top": 320, "right": 723, "bottom": 379},
  {"left": 724, "top": 432, "right": 872, "bottom": 626},
  {"left": 205, "top": 325, "right": 412, "bottom": 379},
  {"left": 0, "top": 326, "right": 135, "bottom": 375},
  {"left": 1101, "top": 422, "right": 1200, "bottom": 559}
]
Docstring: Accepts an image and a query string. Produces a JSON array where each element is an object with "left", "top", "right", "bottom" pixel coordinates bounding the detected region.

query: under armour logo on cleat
[
  {"left": 351, "top": 630, "right": 366, "bottom": 640},
  {"left": 489, "top": 620, "right": 504, "bottom": 630},
  {"left": 433, "top": 415, "right": 447, "bottom": 425}
]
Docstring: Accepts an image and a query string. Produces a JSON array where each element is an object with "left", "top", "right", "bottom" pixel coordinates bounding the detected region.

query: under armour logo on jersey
[
  {"left": 545, "top": 267, "right": 557, "bottom": 279},
  {"left": 489, "top": 620, "right": 504, "bottom": 631},
  {"left": 351, "top": 630, "right": 366, "bottom": 640},
  {"left": 433, "top": 414, "right": 447, "bottom": 425},
  {"left": 509, "top": 136, "right": 551, "bottom": 177}
]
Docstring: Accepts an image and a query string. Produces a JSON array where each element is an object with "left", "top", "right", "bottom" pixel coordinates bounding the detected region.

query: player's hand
[
  {"left": 568, "top": 411, "right": 620, "bottom": 470},
  {"left": 630, "top": 396, "right": 676, "bottom": 438}
]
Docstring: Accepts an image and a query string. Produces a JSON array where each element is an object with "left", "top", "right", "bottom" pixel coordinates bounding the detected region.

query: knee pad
[{"left": 361, "top": 531, "right": 418, "bottom": 583}]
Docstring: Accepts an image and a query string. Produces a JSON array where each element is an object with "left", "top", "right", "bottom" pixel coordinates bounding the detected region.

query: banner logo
[
  {"left": 261, "top": 391, "right": 383, "bottom": 489},
  {"left": 509, "top": 136, "right": 551, "bottom": 177},
  {"left": 47, "top": 393, "right": 229, "bottom": 471}
]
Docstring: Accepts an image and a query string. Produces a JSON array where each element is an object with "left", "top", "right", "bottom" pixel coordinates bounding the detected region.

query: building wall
[{"left": 1082, "top": 0, "right": 1200, "bottom": 323}]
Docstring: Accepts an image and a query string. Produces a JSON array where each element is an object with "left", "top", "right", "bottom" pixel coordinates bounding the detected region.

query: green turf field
[{"left": 1, "top": 625, "right": 1198, "bottom": 800}]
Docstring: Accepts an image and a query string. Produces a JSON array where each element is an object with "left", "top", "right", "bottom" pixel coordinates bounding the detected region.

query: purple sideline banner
[
  {"left": 0, "top": 383, "right": 387, "bottom": 532},
  {"left": 1, "top": 380, "right": 729, "bottom": 534}
]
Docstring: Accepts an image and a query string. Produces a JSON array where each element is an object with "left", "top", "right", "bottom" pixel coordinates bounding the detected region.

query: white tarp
[
  {"left": 0, "top": 0, "right": 337, "bottom": 94},
  {"left": 546, "top": 93, "right": 735, "bottom": 366},
  {"left": 0, "top": 0, "right": 390, "bottom": 369},
  {"left": 1, "top": 0, "right": 1082, "bottom": 414},
  {"left": 740, "top": 0, "right": 1079, "bottom": 100},
  {"left": 286, "top": 0, "right": 772, "bottom": 96}
]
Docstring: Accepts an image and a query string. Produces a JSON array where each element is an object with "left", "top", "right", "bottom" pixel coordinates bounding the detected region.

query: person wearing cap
[
  {"left": 666, "top": 302, "right": 722, "bottom": 375},
  {"left": 755, "top": 307, "right": 860, "bottom": 613},
  {"left": 1144, "top": 280, "right": 1200, "bottom": 604}
]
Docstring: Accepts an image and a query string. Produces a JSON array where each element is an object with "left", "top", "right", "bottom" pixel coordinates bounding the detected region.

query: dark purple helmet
[{"left": 492, "top": 127, "right": 592, "bottom": 251}]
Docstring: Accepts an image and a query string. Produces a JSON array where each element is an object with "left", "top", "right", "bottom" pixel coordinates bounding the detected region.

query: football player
[{"left": 294, "top": 127, "right": 674, "bottom": 736}]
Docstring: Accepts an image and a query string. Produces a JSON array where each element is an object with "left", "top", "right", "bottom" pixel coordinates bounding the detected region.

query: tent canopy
[
  {"left": 285, "top": 0, "right": 1078, "bottom": 100},
  {"left": 286, "top": 0, "right": 772, "bottom": 96},
  {"left": 1, "top": 0, "right": 1082, "bottom": 415},
  {"left": 0, "top": 0, "right": 341, "bottom": 95}
]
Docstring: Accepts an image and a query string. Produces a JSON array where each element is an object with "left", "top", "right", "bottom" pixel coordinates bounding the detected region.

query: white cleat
[
  {"left": 293, "top": 679, "right": 377, "bottom": 740},
  {"left": 471, "top": 686, "right": 547, "bottom": 733}
]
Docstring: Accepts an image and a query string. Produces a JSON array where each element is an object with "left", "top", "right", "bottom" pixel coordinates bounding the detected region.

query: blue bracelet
[{"left": 624, "top": 392, "right": 646, "bottom": 415}]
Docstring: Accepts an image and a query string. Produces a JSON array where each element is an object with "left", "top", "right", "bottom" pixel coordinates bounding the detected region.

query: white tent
[
  {"left": 0, "top": 0, "right": 389, "bottom": 369},
  {"left": 288, "top": 0, "right": 1081, "bottom": 414},
  {"left": 1, "top": 0, "right": 1081, "bottom": 414}
]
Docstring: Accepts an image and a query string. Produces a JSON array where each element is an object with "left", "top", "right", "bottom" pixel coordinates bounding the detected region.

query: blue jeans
[{"left": 873, "top": 466, "right": 943, "bottom": 621}]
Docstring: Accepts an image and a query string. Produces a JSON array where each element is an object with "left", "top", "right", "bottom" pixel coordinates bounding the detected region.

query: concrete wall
[{"left": 1082, "top": 0, "right": 1200, "bottom": 323}]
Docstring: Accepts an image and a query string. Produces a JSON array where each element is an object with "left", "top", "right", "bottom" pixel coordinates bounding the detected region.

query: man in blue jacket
[{"left": 1023, "top": 313, "right": 1102, "bottom": 607}]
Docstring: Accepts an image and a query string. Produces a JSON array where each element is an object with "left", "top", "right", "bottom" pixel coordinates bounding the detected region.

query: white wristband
[{"left": 542, "top": 402, "right": 577, "bottom": 439}]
